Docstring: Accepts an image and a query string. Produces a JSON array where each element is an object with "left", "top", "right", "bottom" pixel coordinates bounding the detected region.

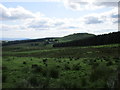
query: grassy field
[{"left": 2, "top": 44, "right": 120, "bottom": 88}]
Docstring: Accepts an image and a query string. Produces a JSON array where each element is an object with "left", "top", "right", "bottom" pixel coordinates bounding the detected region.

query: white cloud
[
  {"left": 62, "top": 0, "right": 119, "bottom": 11},
  {"left": 1, "top": 24, "right": 21, "bottom": 31},
  {"left": 84, "top": 16, "right": 103, "bottom": 24},
  {"left": 0, "top": 4, "right": 43, "bottom": 20},
  {"left": 82, "top": 7, "right": 118, "bottom": 25},
  {"left": 1, "top": 3, "right": 119, "bottom": 38},
  {"left": 0, "top": 0, "right": 62, "bottom": 2},
  {"left": 93, "top": 2, "right": 118, "bottom": 7},
  {"left": 26, "top": 18, "right": 50, "bottom": 30}
]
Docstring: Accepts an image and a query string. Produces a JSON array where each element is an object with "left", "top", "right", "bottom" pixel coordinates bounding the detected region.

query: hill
[
  {"left": 58, "top": 33, "right": 95, "bottom": 42},
  {"left": 2, "top": 32, "right": 120, "bottom": 88},
  {"left": 0, "top": 38, "right": 29, "bottom": 41},
  {"left": 2, "top": 38, "right": 58, "bottom": 46},
  {"left": 53, "top": 31, "right": 120, "bottom": 47},
  {"left": 2, "top": 33, "right": 95, "bottom": 46}
]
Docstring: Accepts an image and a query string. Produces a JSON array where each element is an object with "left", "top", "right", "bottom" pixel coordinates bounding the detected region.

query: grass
[{"left": 2, "top": 44, "right": 120, "bottom": 88}]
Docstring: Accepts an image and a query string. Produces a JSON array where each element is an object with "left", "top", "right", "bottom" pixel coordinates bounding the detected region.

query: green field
[{"left": 2, "top": 44, "right": 120, "bottom": 88}]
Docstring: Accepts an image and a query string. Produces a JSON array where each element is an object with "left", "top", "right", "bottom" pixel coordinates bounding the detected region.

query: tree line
[
  {"left": 2, "top": 38, "right": 57, "bottom": 46},
  {"left": 53, "top": 31, "right": 120, "bottom": 47}
]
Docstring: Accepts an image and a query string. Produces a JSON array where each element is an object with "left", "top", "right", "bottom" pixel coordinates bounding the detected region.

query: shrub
[
  {"left": 106, "top": 61, "right": 113, "bottom": 66},
  {"left": 2, "top": 66, "right": 7, "bottom": 70},
  {"left": 15, "top": 79, "right": 29, "bottom": 88},
  {"left": 56, "top": 65, "right": 60, "bottom": 68},
  {"left": 22, "top": 66, "right": 30, "bottom": 73},
  {"left": 45, "top": 63, "right": 48, "bottom": 67},
  {"left": 43, "top": 59, "right": 47, "bottom": 63},
  {"left": 31, "top": 64, "right": 38, "bottom": 68},
  {"left": 31, "top": 64, "right": 43, "bottom": 73},
  {"left": 48, "top": 66, "right": 60, "bottom": 78},
  {"left": 2, "top": 73, "right": 7, "bottom": 83},
  {"left": 115, "top": 63, "right": 120, "bottom": 88},
  {"left": 16, "top": 75, "right": 48, "bottom": 88},
  {"left": 81, "top": 77, "right": 88, "bottom": 87},
  {"left": 72, "top": 64, "right": 81, "bottom": 70},
  {"left": 92, "top": 62, "right": 99, "bottom": 69},
  {"left": 90, "top": 63, "right": 113, "bottom": 82},
  {"left": 23, "top": 61, "right": 26, "bottom": 64},
  {"left": 69, "top": 57, "right": 73, "bottom": 61},
  {"left": 64, "top": 63, "right": 70, "bottom": 70},
  {"left": 58, "top": 74, "right": 81, "bottom": 88},
  {"left": 27, "top": 75, "right": 39, "bottom": 87}
]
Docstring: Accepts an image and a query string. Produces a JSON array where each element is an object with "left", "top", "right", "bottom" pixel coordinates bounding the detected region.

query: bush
[
  {"left": 23, "top": 61, "right": 26, "bottom": 64},
  {"left": 106, "top": 61, "right": 113, "bottom": 66},
  {"left": 64, "top": 63, "right": 71, "bottom": 70},
  {"left": 15, "top": 79, "right": 29, "bottom": 88},
  {"left": 48, "top": 66, "right": 60, "bottom": 78},
  {"left": 43, "top": 59, "right": 47, "bottom": 63},
  {"left": 27, "top": 75, "right": 39, "bottom": 87},
  {"left": 15, "top": 75, "right": 49, "bottom": 88},
  {"left": 31, "top": 64, "right": 43, "bottom": 73},
  {"left": 72, "top": 64, "right": 81, "bottom": 70},
  {"left": 90, "top": 63, "right": 113, "bottom": 82},
  {"left": 2, "top": 73, "right": 7, "bottom": 83},
  {"left": 58, "top": 74, "right": 81, "bottom": 88},
  {"left": 81, "top": 77, "right": 88, "bottom": 87},
  {"left": 2, "top": 66, "right": 7, "bottom": 70}
]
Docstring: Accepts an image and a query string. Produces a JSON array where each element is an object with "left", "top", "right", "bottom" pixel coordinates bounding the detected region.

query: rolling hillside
[
  {"left": 2, "top": 32, "right": 120, "bottom": 88},
  {"left": 53, "top": 31, "right": 120, "bottom": 47},
  {"left": 58, "top": 33, "right": 95, "bottom": 42},
  {"left": 2, "top": 33, "right": 95, "bottom": 47}
]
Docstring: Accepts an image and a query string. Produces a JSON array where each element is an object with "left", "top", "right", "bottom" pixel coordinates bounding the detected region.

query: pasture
[{"left": 2, "top": 44, "right": 120, "bottom": 88}]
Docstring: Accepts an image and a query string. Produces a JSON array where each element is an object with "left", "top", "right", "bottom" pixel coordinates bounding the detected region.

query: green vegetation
[
  {"left": 2, "top": 44, "right": 120, "bottom": 58},
  {"left": 2, "top": 43, "right": 120, "bottom": 88},
  {"left": 2, "top": 32, "right": 120, "bottom": 89},
  {"left": 58, "top": 33, "right": 95, "bottom": 42},
  {"left": 53, "top": 32, "right": 120, "bottom": 47},
  {"left": 2, "top": 33, "right": 95, "bottom": 46}
]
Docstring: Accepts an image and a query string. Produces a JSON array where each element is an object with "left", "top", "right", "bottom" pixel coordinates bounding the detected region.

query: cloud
[
  {"left": 111, "top": 14, "right": 118, "bottom": 18},
  {"left": 62, "top": 0, "right": 119, "bottom": 11},
  {"left": 1, "top": 24, "right": 21, "bottom": 31},
  {"left": 113, "top": 20, "right": 120, "bottom": 23},
  {"left": 25, "top": 17, "right": 68, "bottom": 31},
  {"left": 27, "top": 19, "right": 49, "bottom": 29},
  {"left": 85, "top": 16, "right": 103, "bottom": 24},
  {"left": 83, "top": 7, "right": 118, "bottom": 24},
  {"left": 54, "top": 22, "right": 64, "bottom": 27},
  {"left": 0, "top": 0, "right": 62, "bottom": 2},
  {"left": 63, "top": 0, "right": 88, "bottom": 11},
  {"left": 93, "top": 2, "right": 118, "bottom": 7},
  {"left": 0, "top": 4, "right": 43, "bottom": 20},
  {"left": 25, "top": 18, "right": 53, "bottom": 31},
  {"left": 63, "top": 26, "right": 80, "bottom": 30},
  {"left": 66, "top": 26, "right": 79, "bottom": 29},
  {"left": 1, "top": 2, "right": 118, "bottom": 38},
  {"left": 1, "top": 0, "right": 119, "bottom": 12}
]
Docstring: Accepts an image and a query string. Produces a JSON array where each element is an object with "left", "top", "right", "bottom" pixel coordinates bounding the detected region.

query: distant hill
[
  {"left": 2, "top": 33, "right": 95, "bottom": 46},
  {"left": 2, "top": 38, "right": 58, "bottom": 46},
  {"left": 1, "top": 38, "right": 29, "bottom": 41},
  {"left": 53, "top": 31, "right": 120, "bottom": 47},
  {"left": 58, "top": 33, "right": 95, "bottom": 42}
]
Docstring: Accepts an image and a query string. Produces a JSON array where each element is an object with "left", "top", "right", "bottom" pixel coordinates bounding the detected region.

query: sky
[{"left": 0, "top": 0, "right": 119, "bottom": 39}]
